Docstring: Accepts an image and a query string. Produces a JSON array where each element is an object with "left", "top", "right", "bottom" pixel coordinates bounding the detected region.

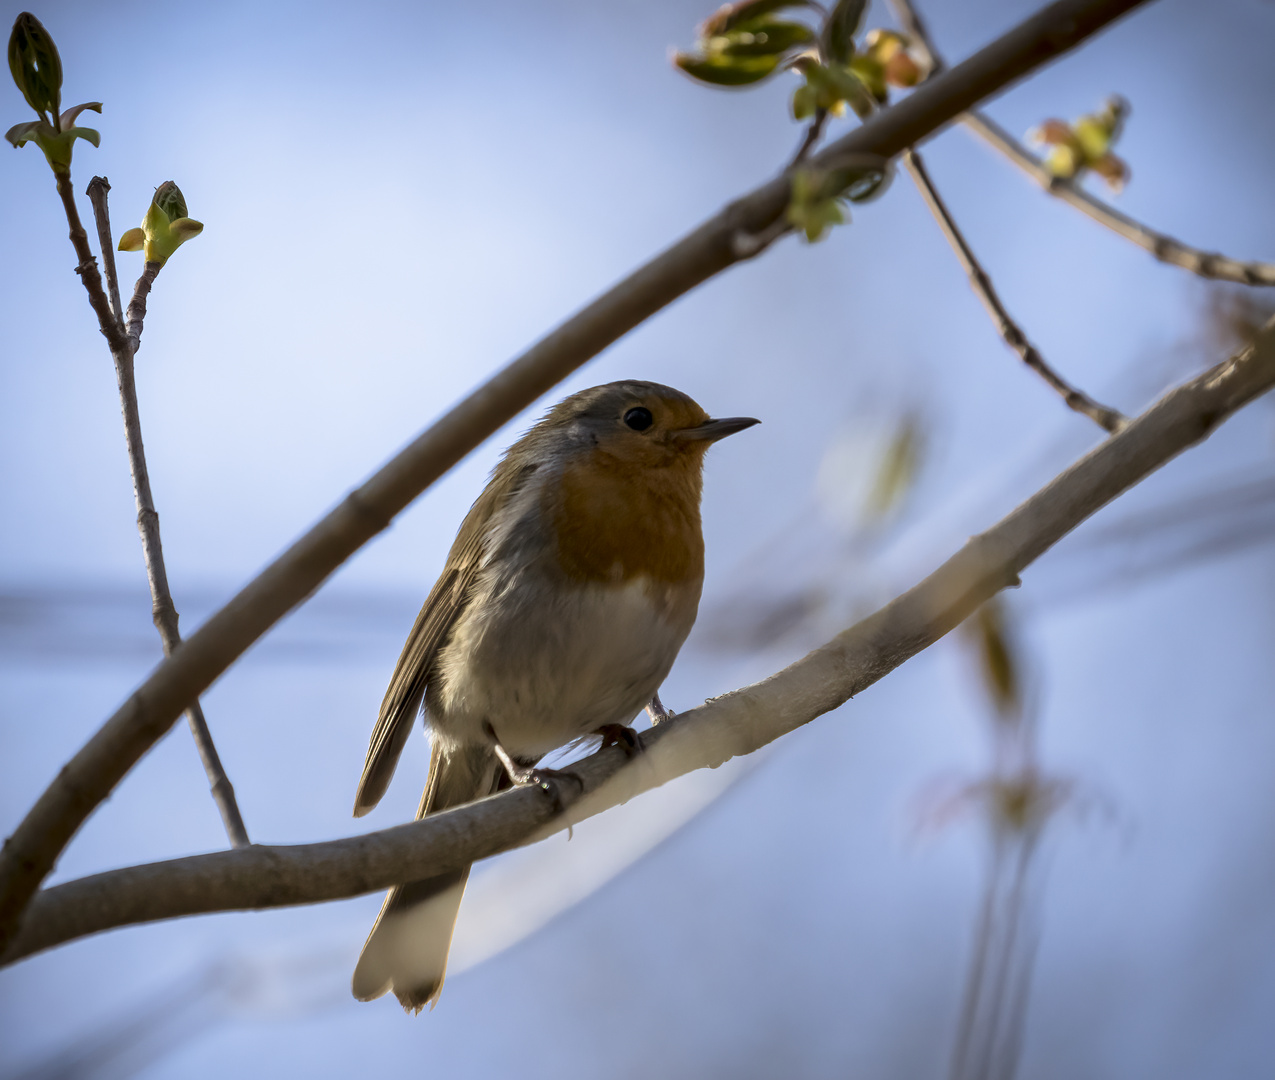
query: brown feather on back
[{"left": 352, "top": 458, "right": 539, "bottom": 816}]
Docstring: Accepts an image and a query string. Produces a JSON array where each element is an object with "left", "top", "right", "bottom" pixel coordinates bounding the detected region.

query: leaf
[
  {"left": 701, "top": 0, "right": 817, "bottom": 37},
  {"left": 169, "top": 217, "right": 204, "bottom": 241},
  {"left": 8, "top": 12, "right": 62, "bottom": 124},
  {"left": 4, "top": 117, "right": 41, "bottom": 147},
  {"left": 117, "top": 227, "right": 145, "bottom": 252},
  {"left": 865, "top": 414, "right": 923, "bottom": 517},
  {"left": 716, "top": 20, "right": 815, "bottom": 57},
  {"left": 969, "top": 600, "right": 1021, "bottom": 720},
  {"left": 153, "top": 180, "right": 189, "bottom": 222},
  {"left": 674, "top": 51, "right": 781, "bottom": 86},
  {"left": 57, "top": 100, "right": 101, "bottom": 129},
  {"left": 60, "top": 124, "right": 99, "bottom": 148},
  {"left": 820, "top": 0, "right": 868, "bottom": 64}
]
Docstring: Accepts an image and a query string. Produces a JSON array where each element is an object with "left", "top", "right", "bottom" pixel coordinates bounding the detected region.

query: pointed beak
[{"left": 673, "top": 416, "right": 761, "bottom": 444}]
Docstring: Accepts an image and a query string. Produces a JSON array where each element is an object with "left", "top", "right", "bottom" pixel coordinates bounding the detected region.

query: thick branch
[
  {"left": 7, "top": 316, "right": 1273, "bottom": 965},
  {"left": 903, "top": 149, "right": 1128, "bottom": 432},
  {"left": 0, "top": 0, "right": 1150, "bottom": 952},
  {"left": 890, "top": 0, "right": 1275, "bottom": 288}
]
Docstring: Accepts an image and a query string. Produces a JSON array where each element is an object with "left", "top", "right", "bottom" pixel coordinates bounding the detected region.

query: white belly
[{"left": 428, "top": 572, "right": 693, "bottom": 760}]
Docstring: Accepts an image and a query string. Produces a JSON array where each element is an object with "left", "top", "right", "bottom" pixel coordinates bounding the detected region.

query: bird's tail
[{"left": 352, "top": 741, "right": 501, "bottom": 1012}]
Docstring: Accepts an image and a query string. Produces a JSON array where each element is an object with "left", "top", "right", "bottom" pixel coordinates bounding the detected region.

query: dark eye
[{"left": 623, "top": 406, "right": 653, "bottom": 432}]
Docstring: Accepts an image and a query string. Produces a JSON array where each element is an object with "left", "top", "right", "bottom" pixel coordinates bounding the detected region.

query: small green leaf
[
  {"left": 5, "top": 108, "right": 99, "bottom": 173},
  {"left": 4, "top": 117, "right": 41, "bottom": 147},
  {"left": 820, "top": 0, "right": 869, "bottom": 64},
  {"left": 153, "top": 179, "right": 188, "bottom": 221},
  {"left": 58, "top": 100, "right": 101, "bottom": 130},
  {"left": 715, "top": 20, "right": 815, "bottom": 57},
  {"left": 119, "top": 181, "right": 204, "bottom": 265},
  {"left": 118, "top": 227, "right": 145, "bottom": 252},
  {"left": 787, "top": 165, "right": 849, "bottom": 242},
  {"left": 848, "top": 54, "right": 886, "bottom": 102},
  {"left": 674, "top": 51, "right": 781, "bottom": 86},
  {"left": 702, "top": 0, "right": 817, "bottom": 37},
  {"left": 8, "top": 12, "right": 62, "bottom": 125}
]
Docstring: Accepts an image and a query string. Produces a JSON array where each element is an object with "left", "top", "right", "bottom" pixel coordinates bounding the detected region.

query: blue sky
[{"left": 3, "top": 0, "right": 1275, "bottom": 1076}]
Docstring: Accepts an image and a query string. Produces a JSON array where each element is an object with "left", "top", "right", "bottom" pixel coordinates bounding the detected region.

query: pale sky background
[{"left": 3, "top": 0, "right": 1275, "bottom": 1076}]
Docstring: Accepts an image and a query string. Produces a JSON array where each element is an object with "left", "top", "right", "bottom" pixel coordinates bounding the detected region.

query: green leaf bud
[{"left": 8, "top": 12, "right": 61, "bottom": 126}]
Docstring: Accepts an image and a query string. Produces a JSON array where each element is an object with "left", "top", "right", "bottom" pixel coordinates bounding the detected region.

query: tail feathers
[
  {"left": 353, "top": 741, "right": 502, "bottom": 1012},
  {"left": 352, "top": 870, "right": 469, "bottom": 1012}
]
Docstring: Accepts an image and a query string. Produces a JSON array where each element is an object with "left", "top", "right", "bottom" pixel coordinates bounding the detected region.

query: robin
[{"left": 350, "top": 379, "right": 758, "bottom": 1012}]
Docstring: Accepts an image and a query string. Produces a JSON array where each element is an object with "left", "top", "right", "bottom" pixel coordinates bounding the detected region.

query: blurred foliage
[
  {"left": 118, "top": 181, "right": 204, "bottom": 266},
  {"left": 786, "top": 156, "right": 890, "bottom": 241},
  {"left": 1204, "top": 285, "right": 1275, "bottom": 357},
  {"left": 5, "top": 12, "right": 100, "bottom": 175},
  {"left": 674, "top": 0, "right": 924, "bottom": 242},
  {"left": 863, "top": 411, "right": 924, "bottom": 519},
  {"left": 1029, "top": 96, "right": 1130, "bottom": 191},
  {"left": 962, "top": 598, "right": 1022, "bottom": 721}
]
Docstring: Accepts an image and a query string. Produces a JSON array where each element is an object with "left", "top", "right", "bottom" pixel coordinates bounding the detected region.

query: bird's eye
[{"left": 623, "top": 407, "right": 654, "bottom": 432}]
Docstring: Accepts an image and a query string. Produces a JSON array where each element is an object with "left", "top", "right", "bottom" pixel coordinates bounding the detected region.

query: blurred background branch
[{"left": 890, "top": 0, "right": 1275, "bottom": 287}]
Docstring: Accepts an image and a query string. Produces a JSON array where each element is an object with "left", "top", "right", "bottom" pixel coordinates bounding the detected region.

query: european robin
[{"left": 350, "top": 380, "right": 758, "bottom": 1012}]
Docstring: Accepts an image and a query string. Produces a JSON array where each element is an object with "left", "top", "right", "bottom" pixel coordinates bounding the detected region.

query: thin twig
[
  {"left": 84, "top": 177, "right": 124, "bottom": 329},
  {"left": 0, "top": 0, "right": 1154, "bottom": 951},
  {"left": 790, "top": 106, "right": 829, "bottom": 168},
  {"left": 5, "top": 314, "right": 1274, "bottom": 964},
  {"left": 889, "top": 0, "right": 1275, "bottom": 288},
  {"left": 53, "top": 173, "right": 127, "bottom": 355},
  {"left": 904, "top": 149, "right": 1128, "bottom": 433},
  {"left": 125, "top": 261, "right": 162, "bottom": 355},
  {"left": 83, "top": 186, "right": 251, "bottom": 849}
]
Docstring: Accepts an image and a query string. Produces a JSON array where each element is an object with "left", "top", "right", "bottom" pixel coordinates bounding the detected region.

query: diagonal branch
[
  {"left": 5, "top": 314, "right": 1273, "bottom": 965},
  {"left": 902, "top": 149, "right": 1128, "bottom": 432},
  {"left": 81, "top": 180, "right": 250, "bottom": 849},
  {"left": 0, "top": 0, "right": 1151, "bottom": 952},
  {"left": 889, "top": 0, "right": 1275, "bottom": 288}
]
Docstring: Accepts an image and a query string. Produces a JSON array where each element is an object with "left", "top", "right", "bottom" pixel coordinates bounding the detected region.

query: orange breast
[{"left": 549, "top": 454, "right": 705, "bottom": 587}]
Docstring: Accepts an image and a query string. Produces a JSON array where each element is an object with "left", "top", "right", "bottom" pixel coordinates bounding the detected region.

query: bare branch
[
  {"left": 7, "top": 315, "right": 1273, "bottom": 965},
  {"left": 889, "top": 0, "right": 1275, "bottom": 288},
  {"left": 125, "top": 261, "right": 161, "bottom": 355},
  {"left": 0, "top": 0, "right": 1151, "bottom": 952},
  {"left": 53, "top": 173, "right": 127, "bottom": 356},
  {"left": 790, "top": 107, "right": 829, "bottom": 168},
  {"left": 82, "top": 184, "right": 251, "bottom": 849},
  {"left": 84, "top": 177, "right": 124, "bottom": 328},
  {"left": 903, "top": 148, "right": 1128, "bottom": 433}
]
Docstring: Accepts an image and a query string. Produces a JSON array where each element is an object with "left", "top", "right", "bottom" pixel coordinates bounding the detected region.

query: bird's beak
[{"left": 673, "top": 416, "right": 761, "bottom": 443}]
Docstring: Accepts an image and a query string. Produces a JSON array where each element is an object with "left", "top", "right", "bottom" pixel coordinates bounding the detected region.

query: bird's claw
[
  {"left": 524, "top": 767, "right": 584, "bottom": 813},
  {"left": 594, "top": 724, "right": 643, "bottom": 756}
]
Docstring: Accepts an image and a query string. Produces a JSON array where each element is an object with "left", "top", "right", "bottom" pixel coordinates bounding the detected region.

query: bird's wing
[{"left": 352, "top": 458, "right": 540, "bottom": 816}]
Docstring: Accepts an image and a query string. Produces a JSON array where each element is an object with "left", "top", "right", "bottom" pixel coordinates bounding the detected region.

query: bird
[{"left": 349, "top": 379, "right": 758, "bottom": 1013}]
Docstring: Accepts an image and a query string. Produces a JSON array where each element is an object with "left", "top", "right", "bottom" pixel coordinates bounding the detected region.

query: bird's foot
[
  {"left": 519, "top": 766, "right": 584, "bottom": 813},
  {"left": 485, "top": 722, "right": 583, "bottom": 812},
  {"left": 594, "top": 724, "right": 643, "bottom": 756},
  {"left": 645, "top": 691, "right": 676, "bottom": 727}
]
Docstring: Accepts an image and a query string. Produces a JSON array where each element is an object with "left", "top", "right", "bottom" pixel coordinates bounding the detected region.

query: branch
[
  {"left": 6, "top": 314, "right": 1273, "bottom": 965},
  {"left": 0, "top": 0, "right": 1150, "bottom": 952},
  {"left": 81, "top": 183, "right": 250, "bottom": 849},
  {"left": 53, "top": 173, "right": 127, "bottom": 355},
  {"left": 790, "top": 107, "right": 829, "bottom": 168},
  {"left": 889, "top": 0, "right": 1275, "bottom": 288},
  {"left": 124, "top": 260, "right": 161, "bottom": 355},
  {"left": 902, "top": 149, "right": 1128, "bottom": 432},
  {"left": 84, "top": 178, "right": 123, "bottom": 328}
]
